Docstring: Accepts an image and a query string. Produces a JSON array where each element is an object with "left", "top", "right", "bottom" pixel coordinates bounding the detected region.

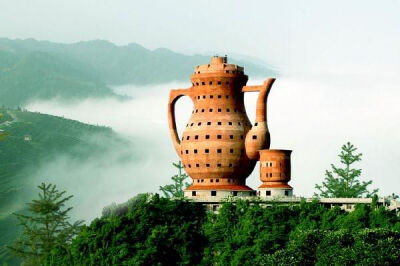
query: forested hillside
[
  {"left": 0, "top": 108, "right": 126, "bottom": 264},
  {"left": 44, "top": 195, "right": 400, "bottom": 265},
  {"left": 0, "top": 38, "right": 276, "bottom": 107}
]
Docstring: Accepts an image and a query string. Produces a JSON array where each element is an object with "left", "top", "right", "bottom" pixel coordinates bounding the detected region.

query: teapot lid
[{"left": 194, "top": 56, "right": 244, "bottom": 75}]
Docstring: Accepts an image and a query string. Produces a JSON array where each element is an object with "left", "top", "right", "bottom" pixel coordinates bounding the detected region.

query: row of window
[
  {"left": 193, "top": 69, "right": 244, "bottom": 75},
  {"left": 190, "top": 190, "right": 291, "bottom": 197},
  {"left": 183, "top": 161, "right": 237, "bottom": 168},
  {"left": 264, "top": 173, "right": 284, "bottom": 177},
  {"left": 192, "top": 108, "right": 242, "bottom": 114},
  {"left": 182, "top": 134, "right": 244, "bottom": 141},
  {"left": 261, "top": 162, "right": 283, "bottom": 167},
  {"left": 186, "top": 121, "right": 248, "bottom": 127},
  {"left": 195, "top": 178, "right": 234, "bottom": 183},
  {"left": 196, "top": 94, "right": 237, "bottom": 100},
  {"left": 182, "top": 148, "right": 245, "bottom": 156},
  {"left": 193, "top": 80, "right": 230, "bottom": 86},
  {"left": 191, "top": 190, "right": 256, "bottom": 197},
  {"left": 263, "top": 190, "right": 290, "bottom": 196}
]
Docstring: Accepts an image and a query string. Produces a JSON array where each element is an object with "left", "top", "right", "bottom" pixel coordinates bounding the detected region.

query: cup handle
[{"left": 168, "top": 87, "right": 192, "bottom": 156}]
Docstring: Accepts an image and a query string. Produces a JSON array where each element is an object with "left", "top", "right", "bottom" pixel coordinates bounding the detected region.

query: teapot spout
[{"left": 243, "top": 78, "right": 275, "bottom": 160}]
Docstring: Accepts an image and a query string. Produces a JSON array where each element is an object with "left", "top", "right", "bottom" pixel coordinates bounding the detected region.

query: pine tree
[
  {"left": 8, "top": 183, "right": 83, "bottom": 264},
  {"left": 159, "top": 161, "right": 190, "bottom": 198},
  {"left": 315, "top": 142, "right": 378, "bottom": 198}
]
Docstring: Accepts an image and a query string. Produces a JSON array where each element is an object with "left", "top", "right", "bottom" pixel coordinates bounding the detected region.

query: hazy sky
[
  {"left": 1, "top": 1, "right": 400, "bottom": 212},
  {"left": 1, "top": 0, "right": 399, "bottom": 72}
]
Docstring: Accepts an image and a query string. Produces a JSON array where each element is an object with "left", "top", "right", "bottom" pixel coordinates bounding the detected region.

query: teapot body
[{"left": 179, "top": 65, "right": 257, "bottom": 189}]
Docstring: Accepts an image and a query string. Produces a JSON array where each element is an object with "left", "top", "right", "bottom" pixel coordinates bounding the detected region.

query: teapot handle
[
  {"left": 242, "top": 78, "right": 275, "bottom": 123},
  {"left": 168, "top": 87, "right": 192, "bottom": 156}
]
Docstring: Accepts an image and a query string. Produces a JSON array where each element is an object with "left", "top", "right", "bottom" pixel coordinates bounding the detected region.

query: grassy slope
[{"left": 0, "top": 108, "right": 124, "bottom": 264}]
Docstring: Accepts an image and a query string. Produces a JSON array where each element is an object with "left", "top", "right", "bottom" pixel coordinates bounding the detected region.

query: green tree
[
  {"left": 0, "top": 113, "right": 8, "bottom": 140},
  {"left": 315, "top": 142, "right": 378, "bottom": 198},
  {"left": 8, "top": 183, "right": 83, "bottom": 265},
  {"left": 159, "top": 161, "right": 190, "bottom": 198}
]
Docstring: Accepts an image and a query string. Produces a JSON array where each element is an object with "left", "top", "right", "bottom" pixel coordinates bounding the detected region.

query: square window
[
  {"left": 230, "top": 149, "right": 234, "bottom": 153},
  {"left": 218, "top": 95, "right": 222, "bottom": 98},
  {"left": 198, "top": 122, "right": 202, "bottom": 126},
  {"left": 218, "top": 122, "right": 222, "bottom": 125},
  {"left": 205, "top": 149, "right": 209, "bottom": 153},
  {"left": 226, "top": 108, "right": 230, "bottom": 112},
  {"left": 218, "top": 108, "right": 222, "bottom": 112},
  {"left": 205, "top": 135, "right": 210, "bottom": 139},
  {"left": 229, "top": 163, "right": 233, "bottom": 168},
  {"left": 196, "top": 163, "right": 200, "bottom": 167},
  {"left": 210, "top": 95, "right": 213, "bottom": 98},
  {"left": 270, "top": 173, "right": 272, "bottom": 177},
  {"left": 209, "top": 81, "right": 213, "bottom": 85},
  {"left": 217, "top": 135, "right": 222, "bottom": 139},
  {"left": 252, "top": 135, "right": 257, "bottom": 139},
  {"left": 285, "top": 190, "right": 289, "bottom": 196},
  {"left": 195, "top": 135, "right": 199, "bottom": 140},
  {"left": 201, "top": 109, "right": 205, "bottom": 112},
  {"left": 210, "top": 179, "right": 213, "bottom": 183},
  {"left": 202, "top": 82, "right": 205, "bottom": 85},
  {"left": 197, "top": 96, "right": 200, "bottom": 99},
  {"left": 218, "top": 81, "right": 222, "bottom": 85},
  {"left": 240, "top": 135, "right": 244, "bottom": 139},
  {"left": 196, "top": 82, "right": 199, "bottom": 86},
  {"left": 186, "top": 136, "right": 190, "bottom": 140},
  {"left": 211, "top": 191, "right": 217, "bottom": 196},
  {"left": 238, "top": 122, "right": 241, "bottom": 125},
  {"left": 206, "top": 163, "right": 210, "bottom": 167},
  {"left": 226, "top": 70, "right": 230, "bottom": 74},
  {"left": 209, "top": 109, "right": 213, "bottom": 112},
  {"left": 226, "top": 81, "right": 230, "bottom": 85},
  {"left": 266, "top": 191, "right": 271, "bottom": 196},
  {"left": 203, "top": 95, "right": 206, "bottom": 99},
  {"left": 255, "top": 122, "right": 258, "bottom": 126},
  {"left": 217, "top": 149, "right": 222, "bottom": 153},
  {"left": 226, "top": 95, "right": 229, "bottom": 99},
  {"left": 192, "top": 191, "right": 196, "bottom": 196},
  {"left": 207, "top": 122, "right": 211, "bottom": 125},
  {"left": 201, "top": 179, "right": 204, "bottom": 182},
  {"left": 186, "top": 150, "right": 189, "bottom": 154},
  {"left": 230, "top": 135, "right": 234, "bottom": 139},
  {"left": 217, "top": 163, "right": 221, "bottom": 167},
  {"left": 194, "top": 149, "right": 198, "bottom": 154},
  {"left": 228, "top": 122, "right": 232, "bottom": 125},
  {"left": 188, "top": 164, "right": 191, "bottom": 168},
  {"left": 234, "top": 109, "right": 237, "bottom": 113},
  {"left": 233, "top": 191, "right": 238, "bottom": 196},
  {"left": 212, "top": 205, "right": 218, "bottom": 211},
  {"left": 216, "top": 179, "right": 219, "bottom": 182},
  {"left": 195, "top": 109, "right": 198, "bottom": 113}
]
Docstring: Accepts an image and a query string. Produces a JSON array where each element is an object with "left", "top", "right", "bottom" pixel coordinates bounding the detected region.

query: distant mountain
[
  {"left": 0, "top": 50, "right": 118, "bottom": 107},
  {"left": 0, "top": 38, "right": 276, "bottom": 107},
  {"left": 0, "top": 108, "right": 127, "bottom": 265}
]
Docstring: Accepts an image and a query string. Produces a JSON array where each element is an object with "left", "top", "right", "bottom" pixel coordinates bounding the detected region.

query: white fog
[{"left": 24, "top": 71, "right": 400, "bottom": 221}]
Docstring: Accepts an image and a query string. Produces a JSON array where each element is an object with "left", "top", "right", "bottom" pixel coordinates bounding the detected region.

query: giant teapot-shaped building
[{"left": 168, "top": 56, "right": 275, "bottom": 197}]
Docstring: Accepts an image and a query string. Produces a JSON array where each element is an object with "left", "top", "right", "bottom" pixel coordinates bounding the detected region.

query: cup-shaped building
[{"left": 258, "top": 149, "right": 293, "bottom": 197}]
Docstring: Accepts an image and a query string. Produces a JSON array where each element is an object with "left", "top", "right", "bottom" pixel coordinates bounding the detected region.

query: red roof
[
  {"left": 186, "top": 184, "right": 254, "bottom": 191},
  {"left": 258, "top": 183, "right": 293, "bottom": 189}
]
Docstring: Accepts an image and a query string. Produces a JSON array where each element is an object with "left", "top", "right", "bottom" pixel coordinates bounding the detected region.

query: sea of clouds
[{"left": 25, "top": 72, "right": 400, "bottom": 221}]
